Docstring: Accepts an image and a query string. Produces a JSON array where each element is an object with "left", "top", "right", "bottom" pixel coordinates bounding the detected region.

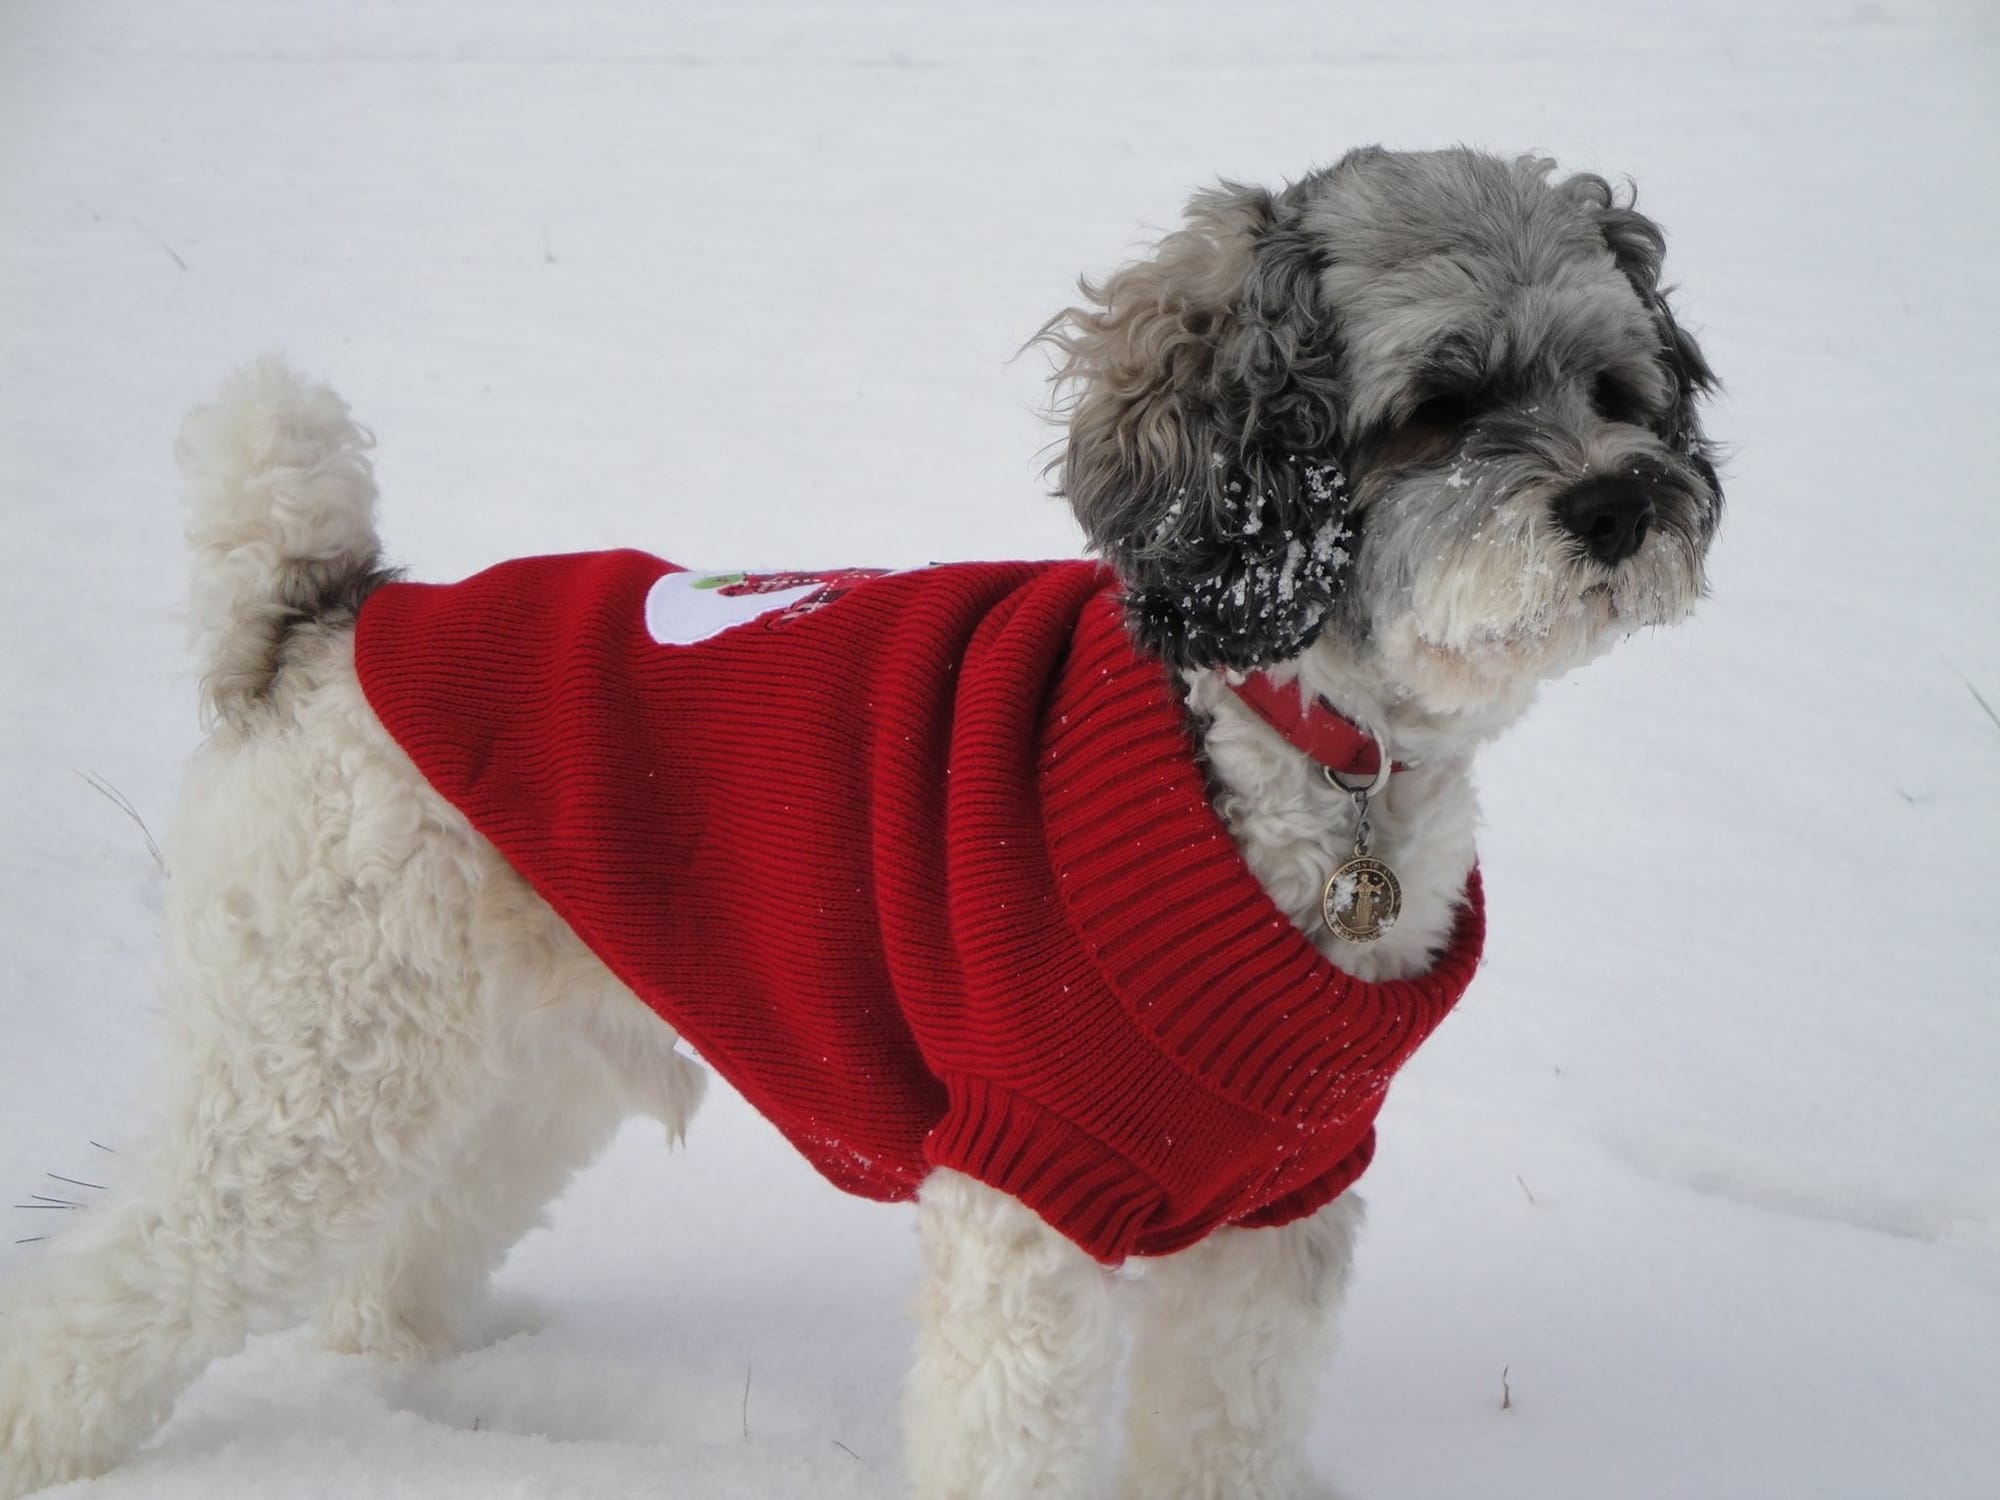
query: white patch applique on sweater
[{"left": 643, "top": 567, "right": 892, "bottom": 647}]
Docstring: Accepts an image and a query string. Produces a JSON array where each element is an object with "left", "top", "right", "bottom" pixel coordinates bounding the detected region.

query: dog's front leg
[
  {"left": 1120, "top": 1195, "right": 1364, "bottom": 1500},
  {"left": 904, "top": 1169, "right": 1120, "bottom": 1500}
]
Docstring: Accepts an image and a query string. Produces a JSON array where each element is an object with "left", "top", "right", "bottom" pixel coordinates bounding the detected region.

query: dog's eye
[
  {"left": 1591, "top": 374, "right": 1648, "bottom": 424},
  {"left": 1407, "top": 392, "right": 1473, "bottom": 429}
]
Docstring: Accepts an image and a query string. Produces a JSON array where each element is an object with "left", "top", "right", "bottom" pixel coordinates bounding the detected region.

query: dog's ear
[
  {"left": 1568, "top": 177, "right": 1723, "bottom": 493},
  {"left": 1041, "top": 180, "right": 1354, "bottom": 670}
]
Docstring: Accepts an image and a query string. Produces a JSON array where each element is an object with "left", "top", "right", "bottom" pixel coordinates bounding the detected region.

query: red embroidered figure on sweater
[{"left": 355, "top": 550, "right": 1485, "bottom": 1264}]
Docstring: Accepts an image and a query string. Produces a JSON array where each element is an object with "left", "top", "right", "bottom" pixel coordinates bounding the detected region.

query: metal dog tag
[
  {"left": 1322, "top": 853, "right": 1402, "bottom": 942},
  {"left": 1321, "top": 775, "right": 1401, "bottom": 942}
]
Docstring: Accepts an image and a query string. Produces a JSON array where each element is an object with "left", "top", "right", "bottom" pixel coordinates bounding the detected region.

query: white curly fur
[
  {"left": 1123, "top": 1193, "right": 1365, "bottom": 1500},
  {"left": 0, "top": 360, "right": 1494, "bottom": 1500}
]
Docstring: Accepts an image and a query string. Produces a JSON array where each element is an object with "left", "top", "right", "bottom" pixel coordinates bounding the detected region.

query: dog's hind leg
[
  {"left": 1118, "top": 1193, "right": 1364, "bottom": 1500},
  {"left": 904, "top": 1169, "right": 1121, "bottom": 1500},
  {"left": 314, "top": 1046, "right": 627, "bottom": 1361},
  {"left": 0, "top": 973, "right": 494, "bottom": 1499},
  {"left": 319, "top": 899, "right": 706, "bottom": 1360},
  {"left": 0, "top": 679, "right": 516, "bottom": 1497}
]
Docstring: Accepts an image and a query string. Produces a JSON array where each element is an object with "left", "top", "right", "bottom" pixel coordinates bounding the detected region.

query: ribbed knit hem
[
  {"left": 1232, "top": 1129, "right": 1374, "bottom": 1231},
  {"left": 925, "top": 1073, "right": 1165, "bottom": 1266}
]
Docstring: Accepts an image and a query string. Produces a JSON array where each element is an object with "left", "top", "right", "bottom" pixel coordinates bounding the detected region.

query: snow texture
[{"left": 1, "top": 2, "right": 1996, "bottom": 1497}]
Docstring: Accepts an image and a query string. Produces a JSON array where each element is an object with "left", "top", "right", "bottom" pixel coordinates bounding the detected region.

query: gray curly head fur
[{"left": 1042, "top": 146, "right": 1721, "bottom": 690}]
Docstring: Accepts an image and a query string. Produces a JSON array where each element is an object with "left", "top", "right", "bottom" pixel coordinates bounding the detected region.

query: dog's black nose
[{"left": 1553, "top": 474, "right": 1656, "bottom": 567}]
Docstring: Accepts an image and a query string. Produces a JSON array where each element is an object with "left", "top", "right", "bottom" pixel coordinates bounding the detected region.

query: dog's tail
[{"left": 176, "top": 356, "right": 394, "bottom": 727}]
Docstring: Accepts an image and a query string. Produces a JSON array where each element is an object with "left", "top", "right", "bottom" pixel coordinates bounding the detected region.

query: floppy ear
[
  {"left": 1568, "top": 176, "right": 1723, "bottom": 492},
  {"left": 1041, "top": 180, "right": 1354, "bottom": 670}
]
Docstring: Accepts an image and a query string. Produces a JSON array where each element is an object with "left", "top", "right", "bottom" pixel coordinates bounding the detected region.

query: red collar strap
[{"left": 1225, "top": 672, "right": 1402, "bottom": 780}]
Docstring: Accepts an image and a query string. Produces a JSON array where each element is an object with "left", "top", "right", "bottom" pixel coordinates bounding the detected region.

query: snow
[{"left": 2, "top": 1, "right": 1996, "bottom": 1496}]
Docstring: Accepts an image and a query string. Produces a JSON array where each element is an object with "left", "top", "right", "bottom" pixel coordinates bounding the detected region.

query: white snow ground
[{"left": 2, "top": 2, "right": 1996, "bottom": 1496}]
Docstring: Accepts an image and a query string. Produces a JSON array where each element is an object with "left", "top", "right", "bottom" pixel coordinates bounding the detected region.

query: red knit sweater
[{"left": 354, "top": 551, "right": 1484, "bottom": 1263}]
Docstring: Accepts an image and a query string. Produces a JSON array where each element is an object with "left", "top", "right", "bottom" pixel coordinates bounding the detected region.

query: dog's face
[{"left": 1046, "top": 146, "right": 1721, "bottom": 718}]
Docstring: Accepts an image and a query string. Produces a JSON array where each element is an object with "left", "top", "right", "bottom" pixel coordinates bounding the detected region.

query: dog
[{"left": 0, "top": 145, "right": 1719, "bottom": 1500}]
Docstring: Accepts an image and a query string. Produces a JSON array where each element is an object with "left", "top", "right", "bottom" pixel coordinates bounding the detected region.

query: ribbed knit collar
[{"left": 1038, "top": 581, "right": 1485, "bottom": 1124}]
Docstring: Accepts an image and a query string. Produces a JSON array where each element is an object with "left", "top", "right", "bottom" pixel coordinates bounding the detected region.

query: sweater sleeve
[{"left": 922, "top": 1072, "right": 1167, "bottom": 1266}]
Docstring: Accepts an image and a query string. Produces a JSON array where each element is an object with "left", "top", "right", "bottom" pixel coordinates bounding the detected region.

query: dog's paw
[
  {"left": 0, "top": 1308, "right": 130, "bottom": 1498},
  {"left": 318, "top": 1296, "right": 453, "bottom": 1362}
]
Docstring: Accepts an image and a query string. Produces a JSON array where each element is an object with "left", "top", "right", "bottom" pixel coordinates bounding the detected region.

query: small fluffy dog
[{"left": 0, "top": 147, "right": 1719, "bottom": 1500}]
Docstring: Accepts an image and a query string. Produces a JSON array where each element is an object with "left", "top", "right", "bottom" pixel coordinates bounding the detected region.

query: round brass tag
[{"left": 1322, "top": 855, "right": 1402, "bottom": 943}]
